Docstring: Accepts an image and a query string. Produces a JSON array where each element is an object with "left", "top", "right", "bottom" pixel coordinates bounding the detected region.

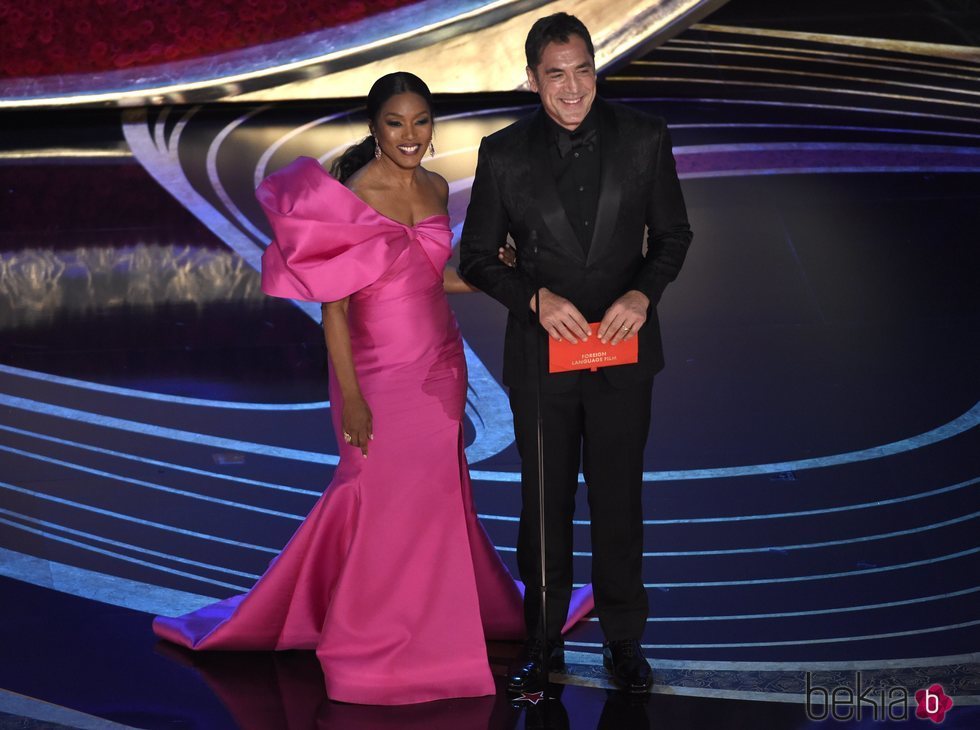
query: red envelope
[{"left": 548, "top": 323, "right": 638, "bottom": 373}]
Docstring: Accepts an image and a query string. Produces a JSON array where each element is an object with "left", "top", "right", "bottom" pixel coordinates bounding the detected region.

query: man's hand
[
  {"left": 531, "top": 288, "right": 590, "bottom": 343},
  {"left": 598, "top": 290, "right": 649, "bottom": 345}
]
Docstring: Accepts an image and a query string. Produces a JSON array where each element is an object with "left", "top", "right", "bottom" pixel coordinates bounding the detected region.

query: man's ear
[{"left": 526, "top": 66, "right": 539, "bottom": 93}]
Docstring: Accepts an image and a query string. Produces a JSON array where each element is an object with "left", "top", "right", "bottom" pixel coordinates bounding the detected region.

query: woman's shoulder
[
  {"left": 344, "top": 166, "right": 387, "bottom": 215},
  {"left": 424, "top": 168, "right": 449, "bottom": 205}
]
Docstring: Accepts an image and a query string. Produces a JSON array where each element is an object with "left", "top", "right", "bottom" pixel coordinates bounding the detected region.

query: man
[{"left": 459, "top": 13, "right": 692, "bottom": 692}]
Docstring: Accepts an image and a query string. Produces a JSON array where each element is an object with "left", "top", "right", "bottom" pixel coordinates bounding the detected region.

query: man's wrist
[
  {"left": 529, "top": 286, "right": 548, "bottom": 312},
  {"left": 628, "top": 289, "right": 650, "bottom": 309}
]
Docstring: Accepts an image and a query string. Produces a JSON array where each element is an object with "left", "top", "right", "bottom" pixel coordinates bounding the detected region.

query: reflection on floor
[{"left": 1, "top": 1, "right": 979, "bottom": 728}]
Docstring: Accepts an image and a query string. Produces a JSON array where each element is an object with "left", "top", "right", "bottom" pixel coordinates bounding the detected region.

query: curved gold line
[
  {"left": 0, "top": 0, "right": 525, "bottom": 109},
  {"left": 605, "top": 75, "right": 980, "bottom": 112},
  {"left": 628, "top": 95, "right": 980, "bottom": 127},
  {"left": 628, "top": 62, "right": 980, "bottom": 100},
  {"left": 693, "top": 22, "right": 980, "bottom": 62},
  {"left": 669, "top": 38, "right": 980, "bottom": 74},
  {"left": 650, "top": 46, "right": 980, "bottom": 84},
  {"left": 230, "top": 0, "right": 707, "bottom": 103},
  {"left": 0, "top": 149, "right": 132, "bottom": 160}
]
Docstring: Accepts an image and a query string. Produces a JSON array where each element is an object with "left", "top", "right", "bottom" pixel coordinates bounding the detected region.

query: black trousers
[{"left": 509, "top": 372, "right": 652, "bottom": 642}]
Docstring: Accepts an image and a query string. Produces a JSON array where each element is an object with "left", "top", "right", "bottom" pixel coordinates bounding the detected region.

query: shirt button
[
  {"left": 584, "top": 221, "right": 590, "bottom": 227},
  {"left": 573, "top": 152, "right": 579, "bottom": 158},
  {"left": 578, "top": 185, "right": 585, "bottom": 192}
]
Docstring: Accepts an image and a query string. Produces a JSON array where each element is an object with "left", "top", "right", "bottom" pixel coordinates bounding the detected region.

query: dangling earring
[
  {"left": 429, "top": 140, "right": 435, "bottom": 157},
  {"left": 374, "top": 136, "right": 382, "bottom": 160}
]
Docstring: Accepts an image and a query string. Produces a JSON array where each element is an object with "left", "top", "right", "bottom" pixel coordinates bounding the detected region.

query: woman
[{"left": 153, "top": 73, "right": 563, "bottom": 706}]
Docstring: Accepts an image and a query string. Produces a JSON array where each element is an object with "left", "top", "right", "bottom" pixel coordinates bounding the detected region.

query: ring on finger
[{"left": 343, "top": 431, "right": 352, "bottom": 444}]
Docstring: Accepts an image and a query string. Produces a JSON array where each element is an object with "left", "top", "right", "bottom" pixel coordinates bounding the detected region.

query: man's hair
[{"left": 524, "top": 13, "right": 595, "bottom": 71}]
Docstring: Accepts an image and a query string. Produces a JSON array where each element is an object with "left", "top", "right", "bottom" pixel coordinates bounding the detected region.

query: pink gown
[{"left": 152, "top": 156, "right": 593, "bottom": 706}]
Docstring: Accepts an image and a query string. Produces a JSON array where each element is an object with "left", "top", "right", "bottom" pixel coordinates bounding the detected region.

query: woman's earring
[
  {"left": 374, "top": 136, "right": 382, "bottom": 160},
  {"left": 429, "top": 140, "right": 435, "bottom": 157}
]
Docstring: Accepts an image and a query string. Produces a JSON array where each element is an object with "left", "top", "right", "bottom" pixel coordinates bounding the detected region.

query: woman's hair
[{"left": 330, "top": 72, "right": 434, "bottom": 183}]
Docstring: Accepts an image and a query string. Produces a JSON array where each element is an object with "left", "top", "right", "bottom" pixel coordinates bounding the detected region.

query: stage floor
[{"left": 1, "top": 3, "right": 979, "bottom": 728}]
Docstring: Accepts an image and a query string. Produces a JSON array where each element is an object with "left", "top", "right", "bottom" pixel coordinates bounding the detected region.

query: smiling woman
[
  {"left": 373, "top": 93, "right": 434, "bottom": 168},
  {"left": 328, "top": 72, "right": 494, "bottom": 292},
  {"left": 328, "top": 72, "right": 435, "bottom": 186}
]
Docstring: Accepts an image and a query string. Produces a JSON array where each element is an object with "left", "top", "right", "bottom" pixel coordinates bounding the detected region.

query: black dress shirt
[{"left": 546, "top": 106, "right": 601, "bottom": 255}]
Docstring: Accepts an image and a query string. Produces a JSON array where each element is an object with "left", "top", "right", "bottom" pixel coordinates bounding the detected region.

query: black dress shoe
[
  {"left": 602, "top": 639, "right": 652, "bottom": 693},
  {"left": 507, "top": 637, "right": 565, "bottom": 692}
]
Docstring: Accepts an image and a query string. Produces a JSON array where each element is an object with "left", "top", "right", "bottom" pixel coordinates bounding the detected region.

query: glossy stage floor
[{"left": 2, "top": 5, "right": 979, "bottom": 730}]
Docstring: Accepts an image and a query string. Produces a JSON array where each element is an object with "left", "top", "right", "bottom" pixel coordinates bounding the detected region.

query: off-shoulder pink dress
[{"left": 152, "top": 156, "right": 592, "bottom": 705}]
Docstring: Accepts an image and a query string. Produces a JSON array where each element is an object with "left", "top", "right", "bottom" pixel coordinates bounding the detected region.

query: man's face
[{"left": 526, "top": 35, "right": 597, "bottom": 131}]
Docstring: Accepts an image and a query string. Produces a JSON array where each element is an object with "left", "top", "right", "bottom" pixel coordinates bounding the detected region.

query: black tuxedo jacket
[{"left": 459, "top": 98, "right": 692, "bottom": 392}]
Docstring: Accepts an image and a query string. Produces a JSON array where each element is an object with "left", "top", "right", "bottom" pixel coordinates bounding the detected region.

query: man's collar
[{"left": 543, "top": 101, "right": 599, "bottom": 139}]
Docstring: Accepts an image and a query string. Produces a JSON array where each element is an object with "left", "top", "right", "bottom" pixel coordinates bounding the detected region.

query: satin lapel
[
  {"left": 526, "top": 110, "right": 585, "bottom": 263},
  {"left": 587, "top": 100, "right": 625, "bottom": 266}
]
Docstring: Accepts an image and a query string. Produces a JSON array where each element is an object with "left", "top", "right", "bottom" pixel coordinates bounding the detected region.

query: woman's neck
[{"left": 374, "top": 155, "right": 422, "bottom": 187}]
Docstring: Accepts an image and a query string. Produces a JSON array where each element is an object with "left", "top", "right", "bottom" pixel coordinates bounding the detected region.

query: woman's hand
[
  {"left": 342, "top": 395, "right": 373, "bottom": 457},
  {"left": 498, "top": 243, "right": 517, "bottom": 268},
  {"left": 443, "top": 244, "right": 517, "bottom": 293}
]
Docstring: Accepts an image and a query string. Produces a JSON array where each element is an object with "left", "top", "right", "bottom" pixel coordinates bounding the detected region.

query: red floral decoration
[{"left": 0, "top": 0, "right": 415, "bottom": 79}]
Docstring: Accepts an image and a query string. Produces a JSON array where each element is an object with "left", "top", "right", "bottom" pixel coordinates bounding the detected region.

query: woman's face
[{"left": 371, "top": 92, "right": 432, "bottom": 169}]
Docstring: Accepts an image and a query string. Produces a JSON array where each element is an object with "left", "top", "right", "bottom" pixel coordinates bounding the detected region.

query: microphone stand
[{"left": 528, "top": 231, "right": 550, "bottom": 698}]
